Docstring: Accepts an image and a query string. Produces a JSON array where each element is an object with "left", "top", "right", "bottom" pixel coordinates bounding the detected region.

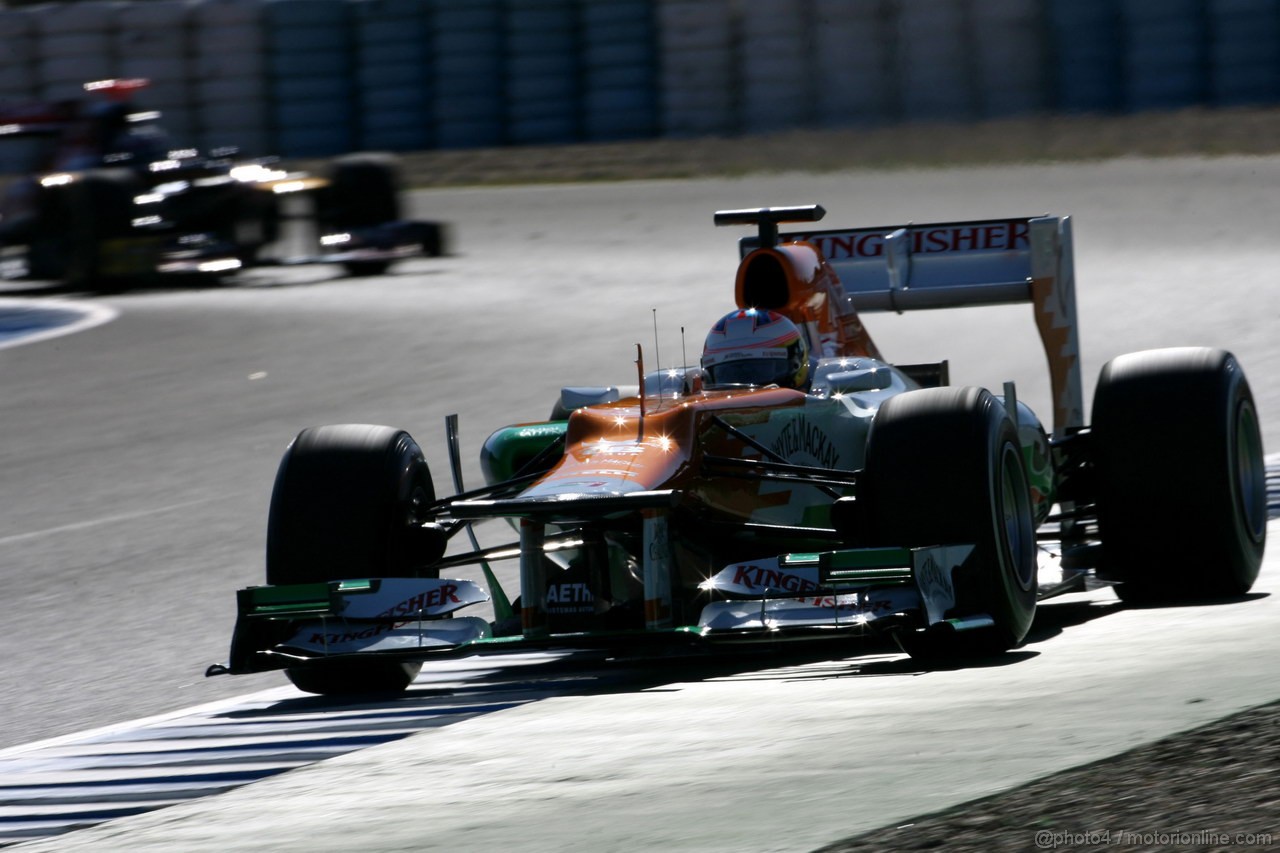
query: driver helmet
[{"left": 701, "top": 308, "right": 810, "bottom": 389}]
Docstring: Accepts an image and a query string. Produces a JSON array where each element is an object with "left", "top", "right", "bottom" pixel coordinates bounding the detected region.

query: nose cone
[{"left": 524, "top": 401, "right": 695, "bottom": 498}]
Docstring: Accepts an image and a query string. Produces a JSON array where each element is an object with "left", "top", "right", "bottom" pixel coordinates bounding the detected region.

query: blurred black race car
[{"left": 0, "top": 79, "right": 445, "bottom": 291}]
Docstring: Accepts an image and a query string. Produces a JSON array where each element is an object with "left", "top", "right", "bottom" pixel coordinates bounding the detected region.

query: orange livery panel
[{"left": 735, "top": 244, "right": 881, "bottom": 361}]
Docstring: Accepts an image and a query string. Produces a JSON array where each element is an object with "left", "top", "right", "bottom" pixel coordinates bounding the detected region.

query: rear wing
[{"left": 735, "top": 210, "right": 1082, "bottom": 435}]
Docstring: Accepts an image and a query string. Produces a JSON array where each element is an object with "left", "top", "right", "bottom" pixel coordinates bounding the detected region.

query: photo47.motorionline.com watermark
[{"left": 1035, "top": 829, "right": 1274, "bottom": 849}]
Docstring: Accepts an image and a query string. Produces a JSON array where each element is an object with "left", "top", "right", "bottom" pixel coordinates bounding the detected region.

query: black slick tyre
[
  {"left": 318, "top": 153, "right": 402, "bottom": 277},
  {"left": 64, "top": 168, "right": 148, "bottom": 292},
  {"left": 1091, "top": 347, "right": 1266, "bottom": 603},
  {"left": 857, "top": 386, "right": 1038, "bottom": 658},
  {"left": 266, "top": 424, "right": 440, "bottom": 696},
  {"left": 285, "top": 658, "right": 422, "bottom": 697},
  {"left": 266, "top": 424, "right": 439, "bottom": 586}
]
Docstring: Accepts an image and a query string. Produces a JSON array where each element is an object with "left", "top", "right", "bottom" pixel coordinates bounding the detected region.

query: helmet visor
[{"left": 707, "top": 355, "right": 794, "bottom": 388}]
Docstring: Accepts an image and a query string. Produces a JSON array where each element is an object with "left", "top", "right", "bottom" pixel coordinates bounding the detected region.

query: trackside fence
[{"left": 2, "top": 0, "right": 1280, "bottom": 167}]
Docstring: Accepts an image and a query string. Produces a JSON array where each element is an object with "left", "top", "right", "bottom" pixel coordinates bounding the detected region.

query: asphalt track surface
[{"left": 1, "top": 157, "right": 1279, "bottom": 850}]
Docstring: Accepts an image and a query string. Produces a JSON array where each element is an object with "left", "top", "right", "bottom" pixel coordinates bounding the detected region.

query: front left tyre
[
  {"left": 265, "top": 423, "right": 442, "bottom": 695},
  {"left": 266, "top": 423, "right": 439, "bottom": 585},
  {"left": 62, "top": 168, "right": 149, "bottom": 292}
]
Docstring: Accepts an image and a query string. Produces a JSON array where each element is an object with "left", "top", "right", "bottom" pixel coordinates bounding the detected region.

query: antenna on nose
[
  {"left": 634, "top": 343, "right": 645, "bottom": 438},
  {"left": 651, "top": 307, "right": 660, "bottom": 377}
]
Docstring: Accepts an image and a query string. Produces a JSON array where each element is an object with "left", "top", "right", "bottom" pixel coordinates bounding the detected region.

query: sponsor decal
[
  {"left": 732, "top": 563, "right": 819, "bottom": 593},
  {"left": 697, "top": 584, "right": 921, "bottom": 630},
  {"left": 516, "top": 425, "right": 565, "bottom": 439},
  {"left": 289, "top": 580, "right": 488, "bottom": 651},
  {"left": 770, "top": 414, "right": 840, "bottom": 469},
  {"left": 575, "top": 468, "right": 638, "bottom": 479},
  {"left": 708, "top": 565, "right": 900, "bottom": 611},
  {"left": 545, "top": 581, "right": 594, "bottom": 614},
  {"left": 308, "top": 623, "right": 396, "bottom": 646},
  {"left": 375, "top": 584, "right": 462, "bottom": 618},
  {"left": 337, "top": 579, "right": 486, "bottom": 619},
  {"left": 300, "top": 617, "right": 491, "bottom": 651},
  {"left": 717, "top": 349, "right": 788, "bottom": 362},
  {"left": 782, "top": 593, "right": 897, "bottom": 612},
  {"left": 586, "top": 444, "right": 644, "bottom": 456},
  {"left": 643, "top": 510, "right": 673, "bottom": 627},
  {"left": 524, "top": 478, "right": 638, "bottom": 496},
  {"left": 706, "top": 561, "right": 822, "bottom": 595},
  {"left": 791, "top": 593, "right": 858, "bottom": 610},
  {"left": 800, "top": 220, "right": 1030, "bottom": 261},
  {"left": 916, "top": 555, "right": 954, "bottom": 603}
]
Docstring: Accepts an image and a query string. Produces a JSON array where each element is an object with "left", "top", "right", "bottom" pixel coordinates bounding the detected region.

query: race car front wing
[{"left": 207, "top": 541, "right": 984, "bottom": 677}]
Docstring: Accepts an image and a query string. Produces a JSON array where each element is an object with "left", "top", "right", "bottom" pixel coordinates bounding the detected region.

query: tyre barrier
[
  {"left": 430, "top": 0, "right": 505, "bottom": 149},
  {"left": 812, "top": 0, "right": 896, "bottom": 126},
  {"left": 657, "top": 0, "right": 738, "bottom": 137},
  {"left": 1123, "top": 0, "right": 1209, "bottom": 111},
  {"left": 35, "top": 0, "right": 117, "bottom": 103},
  {"left": 264, "top": 0, "right": 355, "bottom": 158},
  {"left": 0, "top": 9, "right": 39, "bottom": 175},
  {"left": 894, "top": 0, "right": 977, "bottom": 122},
  {"left": 192, "top": 0, "right": 270, "bottom": 156},
  {"left": 971, "top": 0, "right": 1049, "bottom": 118},
  {"left": 580, "top": 0, "right": 657, "bottom": 141},
  {"left": 505, "top": 0, "right": 581, "bottom": 145},
  {"left": 1046, "top": 0, "right": 1125, "bottom": 113},
  {"left": 3, "top": 0, "right": 1280, "bottom": 161},
  {"left": 0, "top": 8, "right": 37, "bottom": 100},
  {"left": 115, "top": 0, "right": 197, "bottom": 142},
  {"left": 354, "top": 0, "right": 434, "bottom": 152},
  {"left": 739, "top": 0, "right": 815, "bottom": 133},
  {"left": 1208, "top": 0, "right": 1280, "bottom": 106}
]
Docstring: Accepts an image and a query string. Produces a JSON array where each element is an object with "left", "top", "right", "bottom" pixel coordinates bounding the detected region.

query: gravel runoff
[{"left": 815, "top": 698, "right": 1280, "bottom": 852}]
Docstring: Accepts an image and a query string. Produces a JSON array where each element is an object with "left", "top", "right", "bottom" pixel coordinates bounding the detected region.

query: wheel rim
[
  {"left": 1234, "top": 399, "right": 1267, "bottom": 543},
  {"left": 997, "top": 441, "right": 1036, "bottom": 590}
]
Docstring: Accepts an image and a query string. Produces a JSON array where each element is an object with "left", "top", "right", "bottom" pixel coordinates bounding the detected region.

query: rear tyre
[
  {"left": 857, "top": 387, "right": 1038, "bottom": 658},
  {"left": 341, "top": 258, "right": 392, "bottom": 277},
  {"left": 1092, "top": 348, "right": 1266, "bottom": 603}
]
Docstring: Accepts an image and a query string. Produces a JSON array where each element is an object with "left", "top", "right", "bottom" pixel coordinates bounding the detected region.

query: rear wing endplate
[{"left": 741, "top": 215, "right": 1082, "bottom": 434}]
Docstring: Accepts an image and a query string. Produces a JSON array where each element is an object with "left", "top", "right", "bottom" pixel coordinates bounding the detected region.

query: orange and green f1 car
[{"left": 208, "top": 205, "right": 1267, "bottom": 695}]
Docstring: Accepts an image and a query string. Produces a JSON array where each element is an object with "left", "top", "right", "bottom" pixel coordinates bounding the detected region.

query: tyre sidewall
[
  {"left": 860, "top": 387, "right": 1038, "bottom": 650},
  {"left": 265, "top": 424, "right": 434, "bottom": 585},
  {"left": 1092, "top": 348, "right": 1265, "bottom": 601}
]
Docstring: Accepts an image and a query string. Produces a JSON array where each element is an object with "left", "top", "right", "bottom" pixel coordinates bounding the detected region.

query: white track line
[{"left": 0, "top": 297, "right": 118, "bottom": 351}]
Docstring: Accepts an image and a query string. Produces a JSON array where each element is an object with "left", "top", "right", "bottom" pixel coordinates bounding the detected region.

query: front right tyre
[
  {"left": 318, "top": 153, "right": 402, "bottom": 277},
  {"left": 855, "top": 386, "right": 1038, "bottom": 658}
]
